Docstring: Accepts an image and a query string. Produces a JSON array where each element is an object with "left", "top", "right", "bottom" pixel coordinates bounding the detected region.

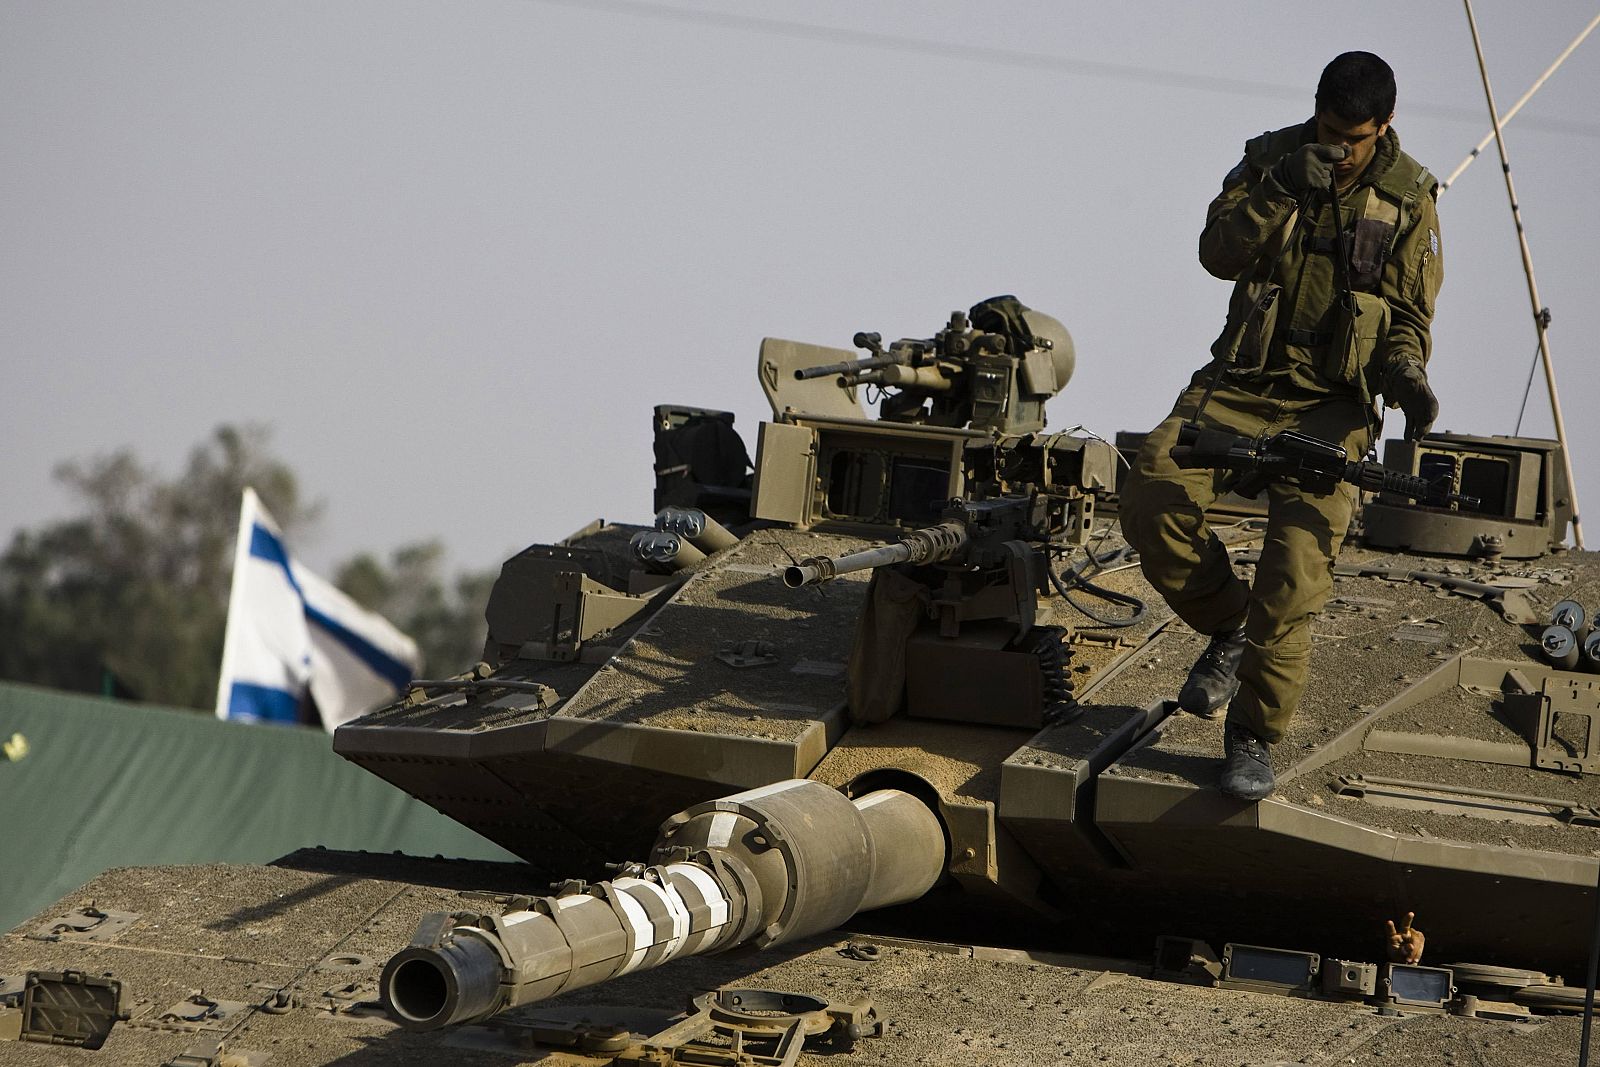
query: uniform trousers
[{"left": 1119, "top": 376, "right": 1371, "bottom": 743}]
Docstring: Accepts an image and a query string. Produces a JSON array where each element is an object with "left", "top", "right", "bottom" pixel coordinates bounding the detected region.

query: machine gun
[
  {"left": 785, "top": 495, "right": 1064, "bottom": 616},
  {"left": 1169, "top": 424, "right": 1480, "bottom": 509},
  {"left": 790, "top": 297, "right": 1077, "bottom": 436},
  {"left": 781, "top": 492, "right": 1070, "bottom": 585},
  {"left": 783, "top": 518, "right": 968, "bottom": 589},
  {"left": 785, "top": 493, "right": 1093, "bottom": 727}
]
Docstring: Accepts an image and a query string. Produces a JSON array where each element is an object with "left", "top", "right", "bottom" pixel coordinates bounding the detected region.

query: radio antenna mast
[
  {"left": 1462, "top": 0, "right": 1585, "bottom": 547},
  {"left": 1441, "top": 9, "right": 1600, "bottom": 191}
]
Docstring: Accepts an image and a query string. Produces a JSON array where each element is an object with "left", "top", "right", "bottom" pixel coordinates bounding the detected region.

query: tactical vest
[
  {"left": 1212, "top": 124, "right": 1437, "bottom": 399},
  {"left": 1243, "top": 124, "right": 1437, "bottom": 291}
]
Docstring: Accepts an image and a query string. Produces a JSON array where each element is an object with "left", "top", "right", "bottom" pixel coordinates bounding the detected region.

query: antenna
[
  {"left": 1462, "top": 0, "right": 1586, "bottom": 548},
  {"left": 1441, "top": 10, "right": 1600, "bottom": 192}
]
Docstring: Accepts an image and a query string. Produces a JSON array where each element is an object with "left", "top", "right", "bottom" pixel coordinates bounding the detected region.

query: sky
[{"left": 4, "top": 1, "right": 1598, "bottom": 577}]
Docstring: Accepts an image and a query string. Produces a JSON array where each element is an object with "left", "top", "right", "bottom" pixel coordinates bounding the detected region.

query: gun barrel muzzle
[
  {"left": 783, "top": 560, "right": 831, "bottom": 588},
  {"left": 384, "top": 931, "right": 502, "bottom": 1029}
]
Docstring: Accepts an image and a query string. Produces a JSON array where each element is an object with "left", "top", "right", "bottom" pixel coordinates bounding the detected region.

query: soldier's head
[{"left": 1314, "top": 52, "right": 1396, "bottom": 185}]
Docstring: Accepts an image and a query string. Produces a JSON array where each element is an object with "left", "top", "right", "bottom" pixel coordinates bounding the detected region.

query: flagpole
[{"left": 1462, "top": 0, "right": 1586, "bottom": 548}]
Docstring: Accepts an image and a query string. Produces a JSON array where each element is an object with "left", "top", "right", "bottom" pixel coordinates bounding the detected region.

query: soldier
[{"left": 1119, "top": 52, "right": 1443, "bottom": 801}]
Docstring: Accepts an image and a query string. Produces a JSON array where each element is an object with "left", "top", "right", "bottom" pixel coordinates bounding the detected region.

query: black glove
[
  {"left": 1385, "top": 361, "right": 1439, "bottom": 440},
  {"left": 1271, "top": 143, "right": 1348, "bottom": 197}
]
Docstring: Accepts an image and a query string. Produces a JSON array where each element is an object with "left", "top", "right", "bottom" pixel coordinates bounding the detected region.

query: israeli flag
[{"left": 214, "top": 488, "right": 421, "bottom": 731}]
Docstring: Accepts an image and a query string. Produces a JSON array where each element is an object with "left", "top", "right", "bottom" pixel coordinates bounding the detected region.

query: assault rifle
[{"left": 1169, "top": 424, "right": 1479, "bottom": 509}]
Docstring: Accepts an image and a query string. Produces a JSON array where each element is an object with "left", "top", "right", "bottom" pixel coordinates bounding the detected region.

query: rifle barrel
[{"left": 1349, "top": 462, "right": 1480, "bottom": 509}]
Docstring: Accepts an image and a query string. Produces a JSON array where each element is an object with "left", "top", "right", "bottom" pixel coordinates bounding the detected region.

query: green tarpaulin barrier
[{"left": 0, "top": 681, "right": 517, "bottom": 933}]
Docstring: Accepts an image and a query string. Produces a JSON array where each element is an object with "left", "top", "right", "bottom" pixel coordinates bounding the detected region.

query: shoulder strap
[
  {"left": 1368, "top": 152, "right": 1437, "bottom": 253},
  {"left": 1373, "top": 153, "right": 1436, "bottom": 209}
]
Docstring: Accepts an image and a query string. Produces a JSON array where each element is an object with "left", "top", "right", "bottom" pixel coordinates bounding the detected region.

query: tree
[
  {"left": 0, "top": 425, "right": 316, "bottom": 707},
  {"left": 0, "top": 425, "right": 494, "bottom": 709}
]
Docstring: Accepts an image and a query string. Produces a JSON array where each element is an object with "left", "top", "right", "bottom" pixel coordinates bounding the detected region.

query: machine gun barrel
[
  {"left": 793, "top": 354, "right": 899, "bottom": 381},
  {"left": 850, "top": 363, "right": 956, "bottom": 392},
  {"left": 380, "top": 780, "right": 944, "bottom": 1032},
  {"left": 1170, "top": 425, "right": 1479, "bottom": 509},
  {"left": 782, "top": 521, "right": 969, "bottom": 588}
]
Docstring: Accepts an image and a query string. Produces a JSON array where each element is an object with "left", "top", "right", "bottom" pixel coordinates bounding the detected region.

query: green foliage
[
  {"left": 0, "top": 425, "right": 494, "bottom": 709},
  {"left": 0, "top": 426, "right": 315, "bottom": 707}
]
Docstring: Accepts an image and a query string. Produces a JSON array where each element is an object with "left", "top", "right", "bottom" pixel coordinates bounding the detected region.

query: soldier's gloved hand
[
  {"left": 1385, "top": 361, "right": 1439, "bottom": 441},
  {"left": 1271, "top": 143, "right": 1348, "bottom": 197}
]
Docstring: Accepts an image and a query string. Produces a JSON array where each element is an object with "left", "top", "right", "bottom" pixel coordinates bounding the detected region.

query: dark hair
[{"left": 1316, "top": 52, "right": 1396, "bottom": 123}]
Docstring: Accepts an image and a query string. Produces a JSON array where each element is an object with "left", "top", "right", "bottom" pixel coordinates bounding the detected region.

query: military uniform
[{"left": 1121, "top": 121, "right": 1443, "bottom": 744}]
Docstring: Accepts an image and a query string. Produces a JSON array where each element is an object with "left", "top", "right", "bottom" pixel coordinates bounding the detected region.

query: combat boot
[
  {"left": 1177, "top": 626, "right": 1246, "bottom": 717},
  {"left": 1220, "top": 721, "right": 1275, "bottom": 801}
]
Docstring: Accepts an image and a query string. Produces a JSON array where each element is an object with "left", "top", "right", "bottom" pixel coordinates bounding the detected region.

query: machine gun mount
[{"left": 789, "top": 298, "right": 1076, "bottom": 436}]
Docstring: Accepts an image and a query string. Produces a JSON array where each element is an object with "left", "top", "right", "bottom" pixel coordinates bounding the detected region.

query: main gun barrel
[
  {"left": 782, "top": 521, "right": 969, "bottom": 588},
  {"left": 381, "top": 780, "right": 944, "bottom": 1032}
]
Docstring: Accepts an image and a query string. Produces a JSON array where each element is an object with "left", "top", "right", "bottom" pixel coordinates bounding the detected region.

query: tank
[
  {"left": 6, "top": 297, "right": 1595, "bottom": 1064},
  {"left": 324, "top": 296, "right": 1597, "bottom": 1036}
]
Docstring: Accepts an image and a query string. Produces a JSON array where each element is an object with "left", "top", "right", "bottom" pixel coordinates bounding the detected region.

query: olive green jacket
[{"left": 1199, "top": 120, "right": 1443, "bottom": 405}]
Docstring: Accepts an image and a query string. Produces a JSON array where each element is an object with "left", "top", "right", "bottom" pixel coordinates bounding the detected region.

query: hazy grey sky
[{"left": 4, "top": 1, "right": 1597, "bottom": 576}]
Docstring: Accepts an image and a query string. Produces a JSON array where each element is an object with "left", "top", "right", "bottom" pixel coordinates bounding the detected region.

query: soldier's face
[{"left": 1315, "top": 110, "right": 1391, "bottom": 185}]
